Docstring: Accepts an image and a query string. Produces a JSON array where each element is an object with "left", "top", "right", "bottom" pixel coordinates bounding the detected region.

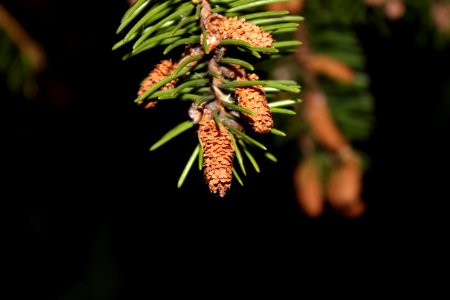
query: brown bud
[
  {"left": 137, "top": 59, "right": 178, "bottom": 108},
  {"left": 326, "top": 153, "right": 362, "bottom": 210},
  {"left": 304, "top": 90, "right": 347, "bottom": 152},
  {"left": 293, "top": 157, "right": 324, "bottom": 218},
  {"left": 235, "top": 74, "right": 273, "bottom": 134},
  {"left": 224, "top": 16, "right": 274, "bottom": 48},
  {"left": 205, "top": 14, "right": 274, "bottom": 49},
  {"left": 198, "top": 109, "right": 235, "bottom": 197}
]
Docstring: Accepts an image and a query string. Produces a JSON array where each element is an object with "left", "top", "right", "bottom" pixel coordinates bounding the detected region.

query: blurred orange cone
[
  {"left": 326, "top": 152, "right": 365, "bottom": 218},
  {"left": 293, "top": 156, "right": 324, "bottom": 218},
  {"left": 304, "top": 90, "right": 347, "bottom": 152}
]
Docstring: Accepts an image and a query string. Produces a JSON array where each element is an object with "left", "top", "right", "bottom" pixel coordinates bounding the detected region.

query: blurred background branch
[{"left": 0, "top": 3, "right": 46, "bottom": 98}]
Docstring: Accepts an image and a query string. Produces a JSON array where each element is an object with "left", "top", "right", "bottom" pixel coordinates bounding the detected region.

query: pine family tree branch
[{"left": 114, "top": 0, "right": 302, "bottom": 197}]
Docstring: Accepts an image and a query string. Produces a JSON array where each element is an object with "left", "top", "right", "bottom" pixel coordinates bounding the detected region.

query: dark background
[{"left": 2, "top": 0, "right": 449, "bottom": 298}]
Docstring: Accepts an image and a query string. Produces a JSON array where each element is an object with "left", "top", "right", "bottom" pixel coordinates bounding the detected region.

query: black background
[{"left": 2, "top": 0, "right": 449, "bottom": 298}]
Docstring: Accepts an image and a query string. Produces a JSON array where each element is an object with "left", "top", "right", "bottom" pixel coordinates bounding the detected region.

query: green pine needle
[
  {"left": 177, "top": 144, "right": 200, "bottom": 188},
  {"left": 179, "top": 93, "right": 204, "bottom": 101},
  {"left": 272, "top": 28, "right": 299, "bottom": 35},
  {"left": 124, "top": 1, "right": 175, "bottom": 42},
  {"left": 272, "top": 40, "right": 302, "bottom": 48},
  {"left": 168, "top": 19, "right": 196, "bottom": 38},
  {"left": 112, "top": 35, "right": 135, "bottom": 51},
  {"left": 211, "top": 0, "right": 235, "bottom": 3},
  {"left": 251, "top": 15, "right": 304, "bottom": 25},
  {"left": 135, "top": 54, "right": 202, "bottom": 102},
  {"left": 220, "top": 39, "right": 252, "bottom": 48},
  {"left": 240, "top": 10, "right": 290, "bottom": 20},
  {"left": 135, "top": 73, "right": 177, "bottom": 102},
  {"left": 270, "top": 107, "right": 297, "bottom": 115},
  {"left": 171, "top": 78, "right": 210, "bottom": 95},
  {"left": 248, "top": 49, "right": 262, "bottom": 58},
  {"left": 220, "top": 80, "right": 300, "bottom": 94},
  {"left": 238, "top": 140, "right": 260, "bottom": 173},
  {"left": 268, "top": 99, "right": 301, "bottom": 108},
  {"left": 157, "top": 93, "right": 178, "bottom": 100},
  {"left": 250, "top": 46, "right": 279, "bottom": 53},
  {"left": 270, "top": 128, "right": 287, "bottom": 136},
  {"left": 228, "top": 0, "right": 293, "bottom": 12},
  {"left": 148, "top": 88, "right": 176, "bottom": 100},
  {"left": 232, "top": 168, "right": 244, "bottom": 186},
  {"left": 185, "top": 71, "right": 208, "bottom": 80},
  {"left": 230, "top": 134, "right": 247, "bottom": 176},
  {"left": 224, "top": 124, "right": 267, "bottom": 151},
  {"left": 221, "top": 100, "right": 254, "bottom": 115},
  {"left": 131, "top": 26, "right": 197, "bottom": 55},
  {"left": 264, "top": 152, "right": 278, "bottom": 163},
  {"left": 121, "top": 0, "right": 147, "bottom": 23},
  {"left": 169, "top": 11, "right": 199, "bottom": 37},
  {"left": 261, "top": 23, "right": 299, "bottom": 32},
  {"left": 173, "top": 54, "right": 203, "bottom": 76},
  {"left": 194, "top": 94, "right": 215, "bottom": 105},
  {"left": 208, "top": 69, "right": 222, "bottom": 79},
  {"left": 133, "top": 2, "right": 195, "bottom": 49},
  {"left": 117, "top": 0, "right": 151, "bottom": 34},
  {"left": 198, "top": 143, "right": 203, "bottom": 170},
  {"left": 220, "top": 57, "right": 254, "bottom": 71},
  {"left": 150, "top": 120, "right": 194, "bottom": 151}
]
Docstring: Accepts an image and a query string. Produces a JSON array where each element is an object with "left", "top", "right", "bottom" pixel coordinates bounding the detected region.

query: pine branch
[{"left": 113, "top": 0, "right": 302, "bottom": 197}]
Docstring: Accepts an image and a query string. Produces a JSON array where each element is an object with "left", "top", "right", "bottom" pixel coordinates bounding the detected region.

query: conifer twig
[{"left": 114, "top": 0, "right": 302, "bottom": 197}]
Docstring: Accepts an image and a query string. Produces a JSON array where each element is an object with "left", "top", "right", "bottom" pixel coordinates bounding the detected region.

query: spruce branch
[{"left": 114, "top": 0, "right": 302, "bottom": 197}]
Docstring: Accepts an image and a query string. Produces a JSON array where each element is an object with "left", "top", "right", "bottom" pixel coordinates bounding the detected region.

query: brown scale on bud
[
  {"left": 198, "top": 108, "right": 235, "bottom": 197},
  {"left": 137, "top": 59, "right": 178, "bottom": 108},
  {"left": 326, "top": 152, "right": 364, "bottom": 217},
  {"left": 293, "top": 156, "right": 324, "bottom": 218},
  {"left": 205, "top": 14, "right": 274, "bottom": 50},
  {"left": 235, "top": 73, "right": 273, "bottom": 134},
  {"left": 223, "top": 16, "right": 274, "bottom": 48}
]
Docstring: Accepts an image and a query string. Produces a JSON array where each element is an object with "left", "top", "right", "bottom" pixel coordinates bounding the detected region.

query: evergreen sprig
[{"left": 113, "top": 0, "right": 302, "bottom": 197}]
